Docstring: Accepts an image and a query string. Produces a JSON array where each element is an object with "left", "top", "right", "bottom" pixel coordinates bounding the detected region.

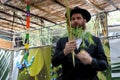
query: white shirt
[{"left": 76, "top": 38, "right": 82, "bottom": 49}]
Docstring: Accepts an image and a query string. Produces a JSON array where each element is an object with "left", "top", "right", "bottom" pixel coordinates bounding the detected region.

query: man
[{"left": 52, "top": 6, "right": 108, "bottom": 80}]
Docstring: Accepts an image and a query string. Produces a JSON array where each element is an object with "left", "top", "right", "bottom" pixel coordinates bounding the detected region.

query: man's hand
[
  {"left": 63, "top": 40, "right": 76, "bottom": 56},
  {"left": 76, "top": 50, "right": 92, "bottom": 65}
]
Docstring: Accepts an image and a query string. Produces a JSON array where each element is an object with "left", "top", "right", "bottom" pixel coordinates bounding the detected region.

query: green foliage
[
  {"left": 72, "top": 27, "right": 83, "bottom": 38},
  {"left": 50, "top": 65, "right": 62, "bottom": 80},
  {"left": 72, "top": 27, "right": 96, "bottom": 48},
  {"left": 20, "top": 28, "right": 52, "bottom": 47}
]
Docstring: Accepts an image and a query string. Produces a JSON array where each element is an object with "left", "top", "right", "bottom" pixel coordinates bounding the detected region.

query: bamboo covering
[{"left": 0, "top": 0, "right": 120, "bottom": 33}]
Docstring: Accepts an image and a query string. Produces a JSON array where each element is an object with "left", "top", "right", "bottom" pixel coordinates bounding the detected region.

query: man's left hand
[{"left": 76, "top": 50, "right": 92, "bottom": 65}]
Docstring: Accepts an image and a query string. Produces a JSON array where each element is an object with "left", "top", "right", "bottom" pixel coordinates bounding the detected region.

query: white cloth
[{"left": 76, "top": 38, "right": 82, "bottom": 49}]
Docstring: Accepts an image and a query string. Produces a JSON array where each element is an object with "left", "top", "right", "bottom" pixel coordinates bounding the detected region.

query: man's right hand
[{"left": 63, "top": 40, "right": 77, "bottom": 56}]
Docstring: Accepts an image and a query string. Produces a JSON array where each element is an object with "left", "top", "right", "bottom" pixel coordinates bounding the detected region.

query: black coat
[{"left": 52, "top": 36, "right": 108, "bottom": 80}]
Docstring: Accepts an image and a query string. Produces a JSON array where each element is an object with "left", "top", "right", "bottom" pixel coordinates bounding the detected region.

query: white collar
[{"left": 76, "top": 38, "right": 82, "bottom": 49}]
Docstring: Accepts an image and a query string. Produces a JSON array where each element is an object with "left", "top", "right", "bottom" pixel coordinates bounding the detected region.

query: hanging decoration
[{"left": 16, "top": 0, "right": 35, "bottom": 74}]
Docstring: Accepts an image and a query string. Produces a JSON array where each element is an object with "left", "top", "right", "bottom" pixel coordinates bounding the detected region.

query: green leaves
[
  {"left": 86, "top": 32, "right": 96, "bottom": 46},
  {"left": 72, "top": 27, "right": 96, "bottom": 48},
  {"left": 72, "top": 27, "right": 83, "bottom": 39}
]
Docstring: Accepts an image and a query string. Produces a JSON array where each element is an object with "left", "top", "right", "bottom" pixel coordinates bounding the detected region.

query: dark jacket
[{"left": 52, "top": 36, "right": 108, "bottom": 80}]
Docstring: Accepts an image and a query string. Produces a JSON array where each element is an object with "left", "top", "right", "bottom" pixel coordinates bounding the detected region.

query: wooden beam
[
  {"left": 0, "top": 29, "right": 13, "bottom": 35},
  {"left": 0, "top": 21, "right": 24, "bottom": 30},
  {"left": 85, "top": 0, "right": 104, "bottom": 11},
  {"left": 0, "top": 10, "right": 43, "bottom": 27},
  {"left": 0, "top": 25, "right": 17, "bottom": 33},
  {"left": 31, "top": 3, "right": 64, "bottom": 20},
  {"left": 53, "top": 0, "right": 66, "bottom": 8},
  {"left": 108, "top": 0, "right": 119, "bottom": 10},
  {"left": 0, "top": 17, "right": 35, "bottom": 29},
  {"left": 0, "top": 23, "right": 22, "bottom": 32},
  {"left": 4, "top": 3, "right": 56, "bottom": 24}
]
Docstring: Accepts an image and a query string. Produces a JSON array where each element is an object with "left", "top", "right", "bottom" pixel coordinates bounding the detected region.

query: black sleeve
[
  {"left": 90, "top": 38, "right": 108, "bottom": 71},
  {"left": 52, "top": 38, "right": 66, "bottom": 67}
]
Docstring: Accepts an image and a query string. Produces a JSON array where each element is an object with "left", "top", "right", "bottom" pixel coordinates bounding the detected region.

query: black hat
[{"left": 65, "top": 6, "right": 91, "bottom": 22}]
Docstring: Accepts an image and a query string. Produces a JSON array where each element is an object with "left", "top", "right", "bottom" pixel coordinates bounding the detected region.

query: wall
[{"left": 0, "top": 38, "right": 13, "bottom": 49}]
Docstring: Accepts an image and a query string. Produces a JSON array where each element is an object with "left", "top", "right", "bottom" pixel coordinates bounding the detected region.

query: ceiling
[{"left": 0, "top": 0, "right": 120, "bottom": 35}]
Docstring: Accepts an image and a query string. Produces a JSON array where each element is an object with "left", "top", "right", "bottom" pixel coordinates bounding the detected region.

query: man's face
[{"left": 71, "top": 13, "right": 86, "bottom": 30}]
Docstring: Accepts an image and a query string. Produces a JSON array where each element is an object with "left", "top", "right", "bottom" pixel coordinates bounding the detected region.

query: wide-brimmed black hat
[{"left": 65, "top": 6, "right": 91, "bottom": 22}]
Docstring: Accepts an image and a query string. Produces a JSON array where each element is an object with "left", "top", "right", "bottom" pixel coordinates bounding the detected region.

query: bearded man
[{"left": 52, "top": 6, "right": 108, "bottom": 80}]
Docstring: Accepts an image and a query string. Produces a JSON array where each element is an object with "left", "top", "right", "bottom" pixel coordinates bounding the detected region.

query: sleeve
[
  {"left": 90, "top": 38, "right": 108, "bottom": 71},
  {"left": 52, "top": 38, "right": 66, "bottom": 67}
]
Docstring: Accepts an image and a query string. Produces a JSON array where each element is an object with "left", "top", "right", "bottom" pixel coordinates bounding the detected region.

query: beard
[{"left": 71, "top": 23, "right": 86, "bottom": 30}]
